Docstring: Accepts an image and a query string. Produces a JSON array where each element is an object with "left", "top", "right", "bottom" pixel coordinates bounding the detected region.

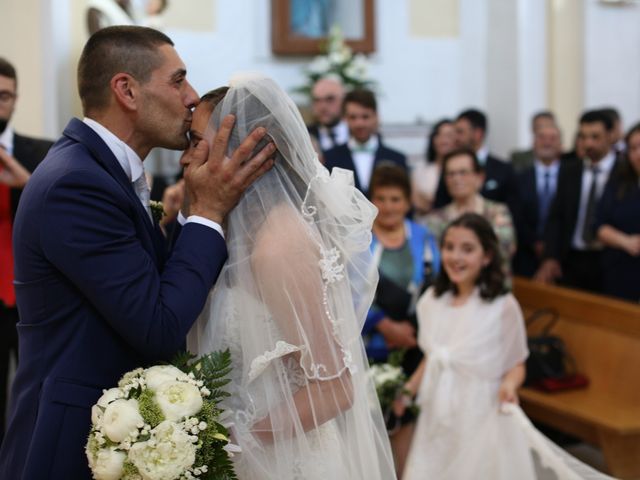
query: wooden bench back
[{"left": 512, "top": 277, "right": 640, "bottom": 407}]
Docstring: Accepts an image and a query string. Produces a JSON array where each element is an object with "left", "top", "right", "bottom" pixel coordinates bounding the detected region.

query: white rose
[
  {"left": 97, "top": 388, "right": 123, "bottom": 408},
  {"left": 91, "top": 405, "right": 104, "bottom": 426},
  {"left": 308, "top": 56, "right": 330, "bottom": 75},
  {"left": 90, "top": 447, "right": 126, "bottom": 480},
  {"left": 144, "top": 365, "right": 189, "bottom": 392},
  {"left": 155, "top": 381, "right": 203, "bottom": 421},
  {"left": 102, "top": 399, "right": 144, "bottom": 443},
  {"left": 329, "top": 51, "right": 345, "bottom": 66},
  {"left": 129, "top": 421, "right": 196, "bottom": 480}
]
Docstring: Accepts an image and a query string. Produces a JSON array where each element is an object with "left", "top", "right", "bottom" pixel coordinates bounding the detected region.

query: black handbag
[{"left": 524, "top": 308, "right": 576, "bottom": 386}]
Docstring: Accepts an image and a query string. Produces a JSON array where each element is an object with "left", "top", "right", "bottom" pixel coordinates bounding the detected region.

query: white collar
[
  {"left": 534, "top": 158, "right": 560, "bottom": 174},
  {"left": 0, "top": 125, "right": 14, "bottom": 154},
  {"left": 585, "top": 150, "right": 616, "bottom": 173},
  {"left": 476, "top": 144, "right": 489, "bottom": 164},
  {"left": 83, "top": 117, "right": 144, "bottom": 183},
  {"left": 348, "top": 134, "right": 379, "bottom": 152}
]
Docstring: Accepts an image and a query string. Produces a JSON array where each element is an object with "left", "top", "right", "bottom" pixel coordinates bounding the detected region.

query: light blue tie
[{"left": 133, "top": 173, "right": 152, "bottom": 222}]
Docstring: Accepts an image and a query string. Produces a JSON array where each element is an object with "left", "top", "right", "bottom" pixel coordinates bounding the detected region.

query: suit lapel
[
  {"left": 526, "top": 169, "right": 539, "bottom": 220},
  {"left": 62, "top": 119, "right": 163, "bottom": 265},
  {"left": 341, "top": 146, "right": 362, "bottom": 191}
]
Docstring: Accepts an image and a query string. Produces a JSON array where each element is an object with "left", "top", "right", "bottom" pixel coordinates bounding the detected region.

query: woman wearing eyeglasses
[{"left": 423, "top": 148, "right": 515, "bottom": 280}]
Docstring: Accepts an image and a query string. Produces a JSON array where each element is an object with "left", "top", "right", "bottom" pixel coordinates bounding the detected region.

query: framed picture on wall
[{"left": 271, "top": 0, "right": 375, "bottom": 55}]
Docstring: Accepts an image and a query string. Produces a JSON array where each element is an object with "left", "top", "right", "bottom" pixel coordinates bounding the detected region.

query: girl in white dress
[{"left": 397, "top": 213, "right": 613, "bottom": 480}]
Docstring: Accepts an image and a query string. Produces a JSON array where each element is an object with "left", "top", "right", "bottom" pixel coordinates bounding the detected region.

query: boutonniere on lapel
[{"left": 149, "top": 200, "right": 166, "bottom": 224}]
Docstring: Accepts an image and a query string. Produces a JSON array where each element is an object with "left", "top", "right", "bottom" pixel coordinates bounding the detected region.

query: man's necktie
[
  {"left": 537, "top": 171, "right": 552, "bottom": 237},
  {"left": 328, "top": 128, "right": 337, "bottom": 147},
  {"left": 133, "top": 173, "right": 153, "bottom": 222},
  {"left": 581, "top": 166, "right": 600, "bottom": 246}
]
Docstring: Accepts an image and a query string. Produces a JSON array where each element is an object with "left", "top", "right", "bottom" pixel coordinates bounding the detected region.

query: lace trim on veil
[{"left": 247, "top": 167, "right": 366, "bottom": 385}]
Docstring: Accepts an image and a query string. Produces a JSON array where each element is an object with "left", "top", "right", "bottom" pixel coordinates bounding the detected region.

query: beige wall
[
  {"left": 0, "top": 0, "right": 47, "bottom": 137},
  {"left": 547, "top": 0, "right": 584, "bottom": 150}
]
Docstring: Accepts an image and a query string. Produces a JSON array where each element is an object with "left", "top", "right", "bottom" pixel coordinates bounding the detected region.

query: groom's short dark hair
[{"left": 78, "top": 26, "right": 174, "bottom": 114}]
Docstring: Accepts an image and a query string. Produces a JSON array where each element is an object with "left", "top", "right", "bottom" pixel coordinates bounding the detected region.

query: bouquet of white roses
[{"left": 86, "top": 350, "right": 238, "bottom": 480}]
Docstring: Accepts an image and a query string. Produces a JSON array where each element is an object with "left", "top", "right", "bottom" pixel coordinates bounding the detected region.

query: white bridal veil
[{"left": 187, "top": 73, "right": 396, "bottom": 479}]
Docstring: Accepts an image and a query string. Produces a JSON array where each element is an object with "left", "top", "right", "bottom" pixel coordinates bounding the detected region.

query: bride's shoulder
[{"left": 253, "top": 204, "right": 316, "bottom": 263}]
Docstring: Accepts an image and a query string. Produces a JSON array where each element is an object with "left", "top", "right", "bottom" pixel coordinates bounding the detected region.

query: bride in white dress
[
  {"left": 398, "top": 213, "right": 614, "bottom": 480},
  {"left": 187, "top": 74, "right": 396, "bottom": 479}
]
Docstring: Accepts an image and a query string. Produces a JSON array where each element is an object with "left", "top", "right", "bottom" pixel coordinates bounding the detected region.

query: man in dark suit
[
  {"left": 0, "top": 57, "right": 53, "bottom": 446},
  {"left": 534, "top": 110, "right": 619, "bottom": 293},
  {"left": 510, "top": 110, "right": 557, "bottom": 173},
  {"left": 323, "top": 89, "right": 407, "bottom": 196},
  {"left": 434, "top": 108, "right": 518, "bottom": 210},
  {"left": 0, "top": 26, "right": 274, "bottom": 479},
  {"left": 512, "top": 124, "right": 563, "bottom": 277},
  {"left": 307, "top": 77, "right": 349, "bottom": 153}
]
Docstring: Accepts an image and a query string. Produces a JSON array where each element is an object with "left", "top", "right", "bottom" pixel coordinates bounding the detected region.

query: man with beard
[{"left": 535, "top": 110, "right": 620, "bottom": 293}]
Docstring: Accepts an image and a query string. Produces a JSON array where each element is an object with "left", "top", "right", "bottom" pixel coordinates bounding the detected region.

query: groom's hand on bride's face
[{"left": 182, "top": 114, "right": 275, "bottom": 224}]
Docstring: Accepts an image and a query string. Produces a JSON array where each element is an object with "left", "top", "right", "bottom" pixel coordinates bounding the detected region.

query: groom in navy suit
[{"left": 0, "top": 26, "right": 274, "bottom": 479}]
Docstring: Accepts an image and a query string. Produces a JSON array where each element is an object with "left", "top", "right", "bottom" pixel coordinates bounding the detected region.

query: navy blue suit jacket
[
  {"left": 0, "top": 119, "right": 228, "bottom": 479},
  {"left": 512, "top": 166, "right": 543, "bottom": 277},
  {"left": 322, "top": 141, "right": 407, "bottom": 196}
]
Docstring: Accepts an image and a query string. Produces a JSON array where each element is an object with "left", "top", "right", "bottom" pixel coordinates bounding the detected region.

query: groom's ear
[{"left": 110, "top": 73, "right": 139, "bottom": 112}]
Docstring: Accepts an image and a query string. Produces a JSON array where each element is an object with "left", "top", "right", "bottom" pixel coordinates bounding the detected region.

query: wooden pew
[{"left": 512, "top": 277, "right": 640, "bottom": 479}]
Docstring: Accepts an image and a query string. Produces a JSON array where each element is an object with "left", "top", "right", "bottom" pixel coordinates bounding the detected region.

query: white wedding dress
[
  {"left": 403, "top": 287, "right": 615, "bottom": 480},
  {"left": 187, "top": 74, "right": 396, "bottom": 480}
]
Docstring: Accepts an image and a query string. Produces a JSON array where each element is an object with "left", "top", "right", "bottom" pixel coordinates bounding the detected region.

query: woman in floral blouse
[{"left": 423, "top": 149, "right": 516, "bottom": 280}]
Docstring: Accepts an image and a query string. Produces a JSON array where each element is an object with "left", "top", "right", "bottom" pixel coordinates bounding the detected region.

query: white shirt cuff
[{"left": 177, "top": 211, "right": 224, "bottom": 239}]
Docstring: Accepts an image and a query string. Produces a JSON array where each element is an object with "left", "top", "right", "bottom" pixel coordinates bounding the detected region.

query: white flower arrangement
[
  {"left": 369, "top": 362, "right": 406, "bottom": 413},
  {"left": 368, "top": 350, "right": 419, "bottom": 432},
  {"left": 296, "top": 26, "right": 375, "bottom": 99},
  {"left": 86, "top": 351, "right": 237, "bottom": 480}
]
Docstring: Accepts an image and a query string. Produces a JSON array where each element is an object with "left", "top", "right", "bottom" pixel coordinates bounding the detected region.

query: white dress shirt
[
  {"left": 0, "top": 125, "right": 15, "bottom": 155},
  {"left": 83, "top": 118, "right": 223, "bottom": 238},
  {"left": 348, "top": 135, "right": 379, "bottom": 191},
  {"left": 318, "top": 120, "right": 349, "bottom": 151},
  {"left": 571, "top": 151, "right": 616, "bottom": 250},
  {"left": 476, "top": 145, "right": 490, "bottom": 165}
]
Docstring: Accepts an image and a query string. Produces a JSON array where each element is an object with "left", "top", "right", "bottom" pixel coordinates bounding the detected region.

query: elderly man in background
[
  {"left": 512, "top": 124, "right": 564, "bottom": 277},
  {"left": 307, "top": 76, "right": 349, "bottom": 152}
]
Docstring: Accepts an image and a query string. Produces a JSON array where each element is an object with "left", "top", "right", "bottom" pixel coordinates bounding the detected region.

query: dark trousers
[
  {"left": 0, "top": 305, "right": 18, "bottom": 446},
  {"left": 560, "top": 249, "right": 603, "bottom": 294}
]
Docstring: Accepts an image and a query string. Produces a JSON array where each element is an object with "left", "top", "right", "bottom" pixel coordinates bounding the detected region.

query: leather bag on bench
[{"left": 525, "top": 308, "right": 588, "bottom": 392}]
